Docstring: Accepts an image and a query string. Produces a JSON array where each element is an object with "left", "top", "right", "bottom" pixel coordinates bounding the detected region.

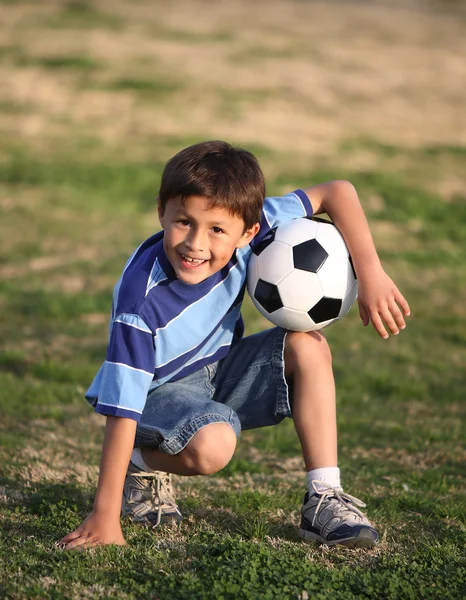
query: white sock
[
  {"left": 130, "top": 448, "right": 154, "bottom": 472},
  {"left": 306, "top": 467, "right": 341, "bottom": 494}
]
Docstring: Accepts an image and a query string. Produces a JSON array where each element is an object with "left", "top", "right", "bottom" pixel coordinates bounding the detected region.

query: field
[{"left": 0, "top": 0, "right": 465, "bottom": 598}]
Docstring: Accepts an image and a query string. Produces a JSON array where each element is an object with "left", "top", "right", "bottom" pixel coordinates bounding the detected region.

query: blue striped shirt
[{"left": 85, "top": 189, "right": 313, "bottom": 421}]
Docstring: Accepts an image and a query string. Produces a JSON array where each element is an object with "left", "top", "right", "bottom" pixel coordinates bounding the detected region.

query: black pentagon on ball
[
  {"left": 254, "top": 279, "right": 283, "bottom": 313},
  {"left": 349, "top": 253, "right": 357, "bottom": 280},
  {"left": 308, "top": 297, "right": 342, "bottom": 323},
  {"left": 252, "top": 227, "right": 277, "bottom": 256},
  {"left": 305, "top": 216, "right": 333, "bottom": 225},
  {"left": 293, "top": 239, "right": 328, "bottom": 273}
]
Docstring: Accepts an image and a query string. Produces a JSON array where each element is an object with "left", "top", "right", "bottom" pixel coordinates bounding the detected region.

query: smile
[{"left": 181, "top": 254, "right": 207, "bottom": 266}]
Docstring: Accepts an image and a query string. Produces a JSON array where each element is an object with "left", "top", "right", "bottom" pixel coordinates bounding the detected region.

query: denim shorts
[{"left": 134, "top": 328, "right": 291, "bottom": 454}]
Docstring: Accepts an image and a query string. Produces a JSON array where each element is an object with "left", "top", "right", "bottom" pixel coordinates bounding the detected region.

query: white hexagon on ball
[
  {"left": 273, "top": 307, "right": 314, "bottom": 332},
  {"left": 315, "top": 221, "right": 349, "bottom": 257},
  {"left": 277, "top": 270, "right": 323, "bottom": 312},
  {"left": 317, "top": 253, "right": 351, "bottom": 299},
  {"left": 256, "top": 241, "right": 294, "bottom": 285},
  {"left": 247, "top": 251, "right": 259, "bottom": 282},
  {"left": 339, "top": 280, "right": 358, "bottom": 317},
  {"left": 274, "top": 217, "right": 319, "bottom": 247}
]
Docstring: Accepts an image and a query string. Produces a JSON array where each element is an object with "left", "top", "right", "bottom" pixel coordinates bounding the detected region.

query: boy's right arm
[{"left": 58, "top": 416, "right": 137, "bottom": 550}]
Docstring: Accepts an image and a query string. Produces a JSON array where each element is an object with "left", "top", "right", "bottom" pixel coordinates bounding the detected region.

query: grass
[
  {"left": 40, "top": 1, "right": 124, "bottom": 30},
  {"left": 0, "top": 0, "right": 465, "bottom": 598},
  {"left": 1, "top": 149, "right": 465, "bottom": 599},
  {"left": 0, "top": 142, "right": 464, "bottom": 598}
]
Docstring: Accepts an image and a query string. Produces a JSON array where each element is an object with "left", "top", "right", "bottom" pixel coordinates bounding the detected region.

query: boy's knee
[
  {"left": 284, "top": 331, "right": 332, "bottom": 376},
  {"left": 183, "top": 423, "right": 237, "bottom": 475}
]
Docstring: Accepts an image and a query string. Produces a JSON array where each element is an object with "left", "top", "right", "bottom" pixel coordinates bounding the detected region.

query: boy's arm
[
  {"left": 58, "top": 416, "right": 137, "bottom": 550},
  {"left": 305, "top": 180, "right": 411, "bottom": 339}
]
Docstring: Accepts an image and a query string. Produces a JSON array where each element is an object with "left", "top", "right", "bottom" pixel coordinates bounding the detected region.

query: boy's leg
[
  {"left": 122, "top": 423, "right": 237, "bottom": 526},
  {"left": 141, "top": 422, "right": 237, "bottom": 476},
  {"left": 122, "top": 366, "right": 241, "bottom": 527},
  {"left": 284, "top": 330, "right": 378, "bottom": 548},
  {"left": 284, "top": 331, "right": 337, "bottom": 470}
]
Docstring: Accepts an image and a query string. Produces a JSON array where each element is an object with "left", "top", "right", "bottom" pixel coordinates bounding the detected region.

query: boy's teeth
[{"left": 182, "top": 255, "right": 205, "bottom": 264}]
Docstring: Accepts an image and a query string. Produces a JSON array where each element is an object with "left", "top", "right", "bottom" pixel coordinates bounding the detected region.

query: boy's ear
[
  {"left": 236, "top": 222, "right": 260, "bottom": 249},
  {"left": 157, "top": 202, "right": 164, "bottom": 226}
]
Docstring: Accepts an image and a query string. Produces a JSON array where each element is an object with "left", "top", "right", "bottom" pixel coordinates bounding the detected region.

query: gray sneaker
[
  {"left": 122, "top": 461, "right": 183, "bottom": 527},
  {"left": 298, "top": 481, "right": 379, "bottom": 548}
]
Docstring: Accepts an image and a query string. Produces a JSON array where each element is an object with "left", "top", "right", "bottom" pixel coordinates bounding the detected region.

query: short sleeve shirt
[{"left": 85, "top": 189, "right": 313, "bottom": 421}]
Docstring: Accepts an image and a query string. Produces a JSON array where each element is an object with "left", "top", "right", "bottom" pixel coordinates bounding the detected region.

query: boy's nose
[{"left": 186, "top": 230, "right": 205, "bottom": 252}]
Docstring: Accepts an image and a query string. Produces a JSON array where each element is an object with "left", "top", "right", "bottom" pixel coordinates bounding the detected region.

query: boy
[{"left": 59, "top": 141, "right": 410, "bottom": 550}]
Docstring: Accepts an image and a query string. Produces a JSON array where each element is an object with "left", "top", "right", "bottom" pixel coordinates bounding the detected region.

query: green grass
[
  {"left": 150, "top": 25, "right": 234, "bottom": 44},
  {"left": 40, "top": 1, "right": 124, "bottom": 30},
  {"left": 105, "top": 77, "right": 183, "bottom": 101},
  {"left": 0, "top": 46, "right": 100, "bottom": 71},
  {"left": 0, "top": 142, "right": 464, "bottom": 597},
  {"left": 0, "top": 0, "right": 465, "bottom": 597},
  {"left": 31, "top": 55, "right": 100, "bottom": 71},
  {"left": 0, "top": 505, "right": 464, "bottom": 599}
]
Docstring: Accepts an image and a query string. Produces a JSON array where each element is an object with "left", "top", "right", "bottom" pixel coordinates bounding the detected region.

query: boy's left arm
[{"left": 305, "top": 180, "right": 411, "bottom": 339}]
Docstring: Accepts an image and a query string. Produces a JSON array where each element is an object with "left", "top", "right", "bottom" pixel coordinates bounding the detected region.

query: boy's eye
[
  {"left": 212, "top": 226, "right": 224, "bottom": 234},
  {"left": 178, "top": 219, "right": 190, "bottom": 226}
]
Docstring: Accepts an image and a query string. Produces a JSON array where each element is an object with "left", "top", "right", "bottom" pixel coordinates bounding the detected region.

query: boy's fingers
[
  {"left": 57, "top": 530, "right": 81, "bottom": 545},
  {"left": 63, "top": 533, "right": 93, "bottom": 551},
  {"left": 358, "top": 301, "right": 370, "bottom": 326},
  {"left": 380, "top": 307, "right": 399, "bottom": 335},
  {"left": 61, "top": 539, "right": 82, "bottom": 551},
  {"left": 72, "top": 537, "right": 101, "bottom": 551},
  {"left": 369, "top": 311, "right": 388, "bottom": 339},
  {"left": 390, "top": 301, "right": 406, "bottom": 330},
  {"left": 56, "top": 529, "right": 95, "bottom": 551},
  {"left": 395, "top": 290, "right": 411, "bottom": 317}
]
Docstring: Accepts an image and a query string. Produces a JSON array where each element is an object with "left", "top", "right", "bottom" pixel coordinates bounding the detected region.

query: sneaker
[
  {"left": 298, "top": 481, "right": 379, "bottom": 548},
  {"left": 122, "top": 461, "right": 183, "bottom": 527}
]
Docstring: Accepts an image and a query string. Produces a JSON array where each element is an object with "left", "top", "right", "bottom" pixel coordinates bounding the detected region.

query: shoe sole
[
  {"left": 298, "top": 527, "right": 377, "bottom": 548},
  {"left": 122, "top": 510, "right": 183, "bottom": 525}
]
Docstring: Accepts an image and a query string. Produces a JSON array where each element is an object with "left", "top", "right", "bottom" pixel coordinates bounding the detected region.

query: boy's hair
[{"left": 158, "top": 140, "right": 265, "bottom": 229}]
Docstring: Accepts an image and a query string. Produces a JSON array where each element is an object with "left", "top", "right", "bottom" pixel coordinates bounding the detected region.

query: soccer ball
[{"left": 247, "top": 217, "right": 358, "bottom": 332}]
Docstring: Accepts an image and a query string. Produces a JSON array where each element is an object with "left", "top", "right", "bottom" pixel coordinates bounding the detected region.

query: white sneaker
[{"left": 121, "top": 462, "right": 183, "bottom": 527}]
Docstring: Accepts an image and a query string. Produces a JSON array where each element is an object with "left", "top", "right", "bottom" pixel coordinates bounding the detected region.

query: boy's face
[{"left": 159, "top": 195, "right": 260, "bottom": 285}]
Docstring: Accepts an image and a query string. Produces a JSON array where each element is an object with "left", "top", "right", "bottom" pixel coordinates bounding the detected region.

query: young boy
[{"left": 59, "top": 141, "right": 410, "bottom": 550}]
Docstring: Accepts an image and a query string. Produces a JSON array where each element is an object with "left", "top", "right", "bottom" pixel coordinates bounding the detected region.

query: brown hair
[{"left": 158, "top": 140, "right": 265, "bottom": 229}]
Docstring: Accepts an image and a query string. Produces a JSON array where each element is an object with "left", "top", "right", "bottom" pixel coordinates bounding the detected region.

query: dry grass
[{"left": 1, "top": 0, "right": 465, "bottom": 163}]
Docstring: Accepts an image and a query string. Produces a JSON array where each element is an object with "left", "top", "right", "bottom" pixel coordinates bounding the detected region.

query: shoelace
[
  {"left": 151, "top": 471, "right": 177, "bottom": 528},
  {"left": 310, "top": 480, "right": 367, "bottom": 527}
]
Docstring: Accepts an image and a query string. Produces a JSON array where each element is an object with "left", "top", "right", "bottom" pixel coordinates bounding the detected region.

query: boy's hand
[
  {"left": 57, "top": 510, "right": 126, "bottom": 551},
  {"left": 357, "top": 268, "right": 411, "bottom": 339}
]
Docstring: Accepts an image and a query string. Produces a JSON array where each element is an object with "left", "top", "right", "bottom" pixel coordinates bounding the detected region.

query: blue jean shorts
[{"left": 134, "top": 328, "right": 291, "bottom": 454}]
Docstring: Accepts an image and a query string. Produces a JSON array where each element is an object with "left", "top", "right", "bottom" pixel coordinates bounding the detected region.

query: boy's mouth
[{"left": 180, "top": 254, "right": 207, "bottom": 267}]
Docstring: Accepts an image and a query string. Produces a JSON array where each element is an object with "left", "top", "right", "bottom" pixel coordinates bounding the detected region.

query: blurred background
[{"left": 0, "top": 0, "right": 465, "bottom": 597}]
